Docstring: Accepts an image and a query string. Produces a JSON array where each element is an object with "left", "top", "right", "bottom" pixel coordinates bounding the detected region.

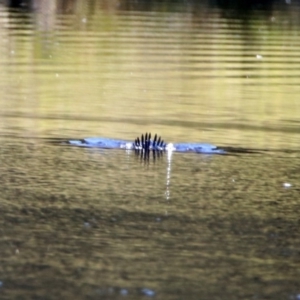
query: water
[{"left": 0, "top": 0, "right": 300, "bottom": 299}]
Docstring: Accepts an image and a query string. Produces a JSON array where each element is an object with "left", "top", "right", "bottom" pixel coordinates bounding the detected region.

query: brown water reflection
[
  {"left": 1, "top": 137, "right": 300, "bottom": 299},
  {"left": 0, "top": 0, "right": 300, "bottom": 299}
]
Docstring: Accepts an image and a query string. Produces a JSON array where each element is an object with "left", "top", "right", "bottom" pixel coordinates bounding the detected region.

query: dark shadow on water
[{"left": 5, "top": 0, "right": 296, "bottom": 14}]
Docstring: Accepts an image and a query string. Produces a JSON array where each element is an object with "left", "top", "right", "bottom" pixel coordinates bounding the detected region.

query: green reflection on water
[{"left": 0, "top": 1, "right": 299, "bottom": 150}]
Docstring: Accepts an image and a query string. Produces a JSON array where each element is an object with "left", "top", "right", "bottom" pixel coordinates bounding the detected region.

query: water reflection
[
  {"left": 1, "top": 135, "right": 300, "bottom": 299},
  {"left": 5, "top": 0, "right": 295, "bottom": 13},
  {"left": 0, "top": 1, "right": 300, "bottom": 299},
  {"left": 1, "top": 0, "right": 299, "bottom": 151}
]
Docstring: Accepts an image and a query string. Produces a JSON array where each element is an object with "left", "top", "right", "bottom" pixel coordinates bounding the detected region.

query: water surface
[{"left": 0, "top": 0, "right": 300, "bottom": 299}]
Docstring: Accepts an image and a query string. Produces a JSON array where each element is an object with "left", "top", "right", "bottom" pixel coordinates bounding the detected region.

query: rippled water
[{"left": 0, "top": 0, "right": 300, "bottom": 299}]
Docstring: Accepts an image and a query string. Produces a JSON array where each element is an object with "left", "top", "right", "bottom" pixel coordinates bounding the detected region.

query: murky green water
[{"left": 0, "top": 0, "right": 300, "bottom": 299}]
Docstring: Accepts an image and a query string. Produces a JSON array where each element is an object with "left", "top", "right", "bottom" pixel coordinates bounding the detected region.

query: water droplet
[{"left": 283, "top": 182, "right": 292, "bottom": 188}]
